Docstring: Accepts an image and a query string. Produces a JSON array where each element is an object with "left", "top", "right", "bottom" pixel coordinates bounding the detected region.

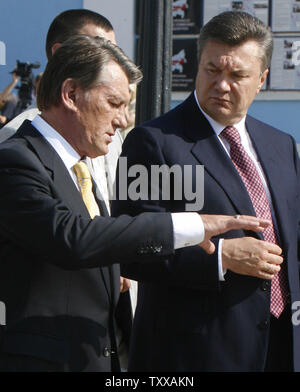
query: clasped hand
[
  {"left": 222, "top": 237, "right": 282, "bottom": 280},
  {"left": 198, "top": 214, "right": 282, "bottom": 280}
]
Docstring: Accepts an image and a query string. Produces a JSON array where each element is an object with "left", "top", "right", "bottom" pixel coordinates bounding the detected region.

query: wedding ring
[{"left": 234, "top": 214, "right": 241, "bottom": 219}]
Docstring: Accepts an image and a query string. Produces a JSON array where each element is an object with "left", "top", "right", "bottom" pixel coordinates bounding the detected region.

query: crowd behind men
[{"left": 0, "top": 8, "right": 299, "bottom": 373}]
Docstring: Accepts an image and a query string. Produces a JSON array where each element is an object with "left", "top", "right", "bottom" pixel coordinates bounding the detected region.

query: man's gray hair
[
  {"left": 37, "top": 35, "right": 142, "bottom": 110},
  {"left": 197, "top": 11, "right": 273, "bottom": 71}
]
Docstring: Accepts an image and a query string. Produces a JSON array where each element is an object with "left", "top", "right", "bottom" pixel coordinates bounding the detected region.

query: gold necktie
[{"left": 73, "top": 161, "right": 99, "bottom": 219}]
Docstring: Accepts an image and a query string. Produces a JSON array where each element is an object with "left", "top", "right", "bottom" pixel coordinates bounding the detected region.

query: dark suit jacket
[
  {"left": 0, "top": 120, "right": 174, "bottom": 372},
  {"left": 112, "top": 93, "right": 300, "bottom": 371}
]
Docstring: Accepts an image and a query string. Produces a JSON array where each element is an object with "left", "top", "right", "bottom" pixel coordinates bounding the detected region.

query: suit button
[
  {"left": 261, "top": 281, "right": 271, "bottom": 291},
  {"left": 154, "top": 245, "right": 162, "bottom": 253},
  {"left": 258, "top": 319, "right": 269, "bottom": 330},
  {"left": 103, "top": 347, "right": 111, "bottom": 357}
]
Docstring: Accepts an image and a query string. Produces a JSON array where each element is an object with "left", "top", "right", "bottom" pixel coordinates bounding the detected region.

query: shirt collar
[
  {"left": 193, "top": 90, "right": 246, "bottom": 137},
  {"left": 31, "top": 114, "right": 81, "bottom": 171}
]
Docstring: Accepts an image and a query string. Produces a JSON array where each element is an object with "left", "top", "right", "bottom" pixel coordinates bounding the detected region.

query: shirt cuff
[
  {"left": 218, "top": 238, "right": 227, "bottom": 281},
  {"left": 171, "top": 212, "right": 204, "bottom": 250}
]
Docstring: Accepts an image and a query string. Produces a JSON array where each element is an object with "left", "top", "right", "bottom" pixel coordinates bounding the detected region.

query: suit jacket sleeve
[
  {"left": 0, "top": 141, "right": 174, "bottom": 270},
  {"left": 111, "top": 126, "right": 220, "bottom": 291}
]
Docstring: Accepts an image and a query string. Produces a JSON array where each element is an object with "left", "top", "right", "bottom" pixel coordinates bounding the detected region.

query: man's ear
[
  {"left": 61, "top": 78, "right": 79, "bottom": 112},
  {"left": 256, "top": 68, "right": 269, "bottom": 93},
  {"left": 51, "top": 42, "right": 61, "bottom": 56}
]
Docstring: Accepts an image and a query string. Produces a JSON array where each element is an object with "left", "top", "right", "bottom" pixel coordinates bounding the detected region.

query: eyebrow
[
  {"left": 206, "top": 61, "right": 248, "bottom": 74},
  {"left": 107, "top": 93, "right": 130, "bottom": 105},
  {"left": 206, "top": 61, "right": 217, "bottom": 68}
]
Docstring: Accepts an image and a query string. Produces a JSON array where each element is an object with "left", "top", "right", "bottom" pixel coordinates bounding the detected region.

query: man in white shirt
[{"left": 112, "top": 11, "right": 300, "bottom": 372}]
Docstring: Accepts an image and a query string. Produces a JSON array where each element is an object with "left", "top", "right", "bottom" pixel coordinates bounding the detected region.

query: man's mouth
[
  {"left": 210, "top": 97, "right": 232, "bottom": 107},
  {"left": 105, "top": 132, "right": 114, "bottom": 143},
  {"left": 211, "top": 97, "right": 230, "bottom": 103}
]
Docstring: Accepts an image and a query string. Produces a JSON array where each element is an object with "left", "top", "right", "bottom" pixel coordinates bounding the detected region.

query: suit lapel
[
  {"left": 18, "top": 121, "right": 118, "bottom": 302},
  {"left": 182, "top": 95, "right": 257, "bottom": 218},
  {"left": 93, "top": 178, "right": 119, "bottom": 304},
  {"left": 180, "top": 95, "right": 291, "bottom": 247},
  {"left": 17, "top": 121, "right": 89, "bottom": 217}
]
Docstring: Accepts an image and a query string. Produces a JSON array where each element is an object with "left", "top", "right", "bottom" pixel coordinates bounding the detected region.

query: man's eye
[
  {"left": 207, "top": 68, "right": 217, "bottom": 74},
  {"left": 233, "top": 74, "right": 247, "bottom": 79}
]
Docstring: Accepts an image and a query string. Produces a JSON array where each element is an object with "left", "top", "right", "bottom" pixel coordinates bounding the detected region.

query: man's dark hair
[
  {"left": 46, "top": 9, "right": 114, "bottom": 60},
  {"left": 38, "top": 35, "right": 142, "bottom": 111},
  {"left": 198, "top": 11, "right": 273, "bottom": 71}
]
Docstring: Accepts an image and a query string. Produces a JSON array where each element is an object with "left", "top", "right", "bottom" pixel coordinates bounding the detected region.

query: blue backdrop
[
  {"left": 0, "top": 0, "right": 82, "bottom": 97},
  {"left": 249, "top": 100, "right": 300, "bottom": 142}
]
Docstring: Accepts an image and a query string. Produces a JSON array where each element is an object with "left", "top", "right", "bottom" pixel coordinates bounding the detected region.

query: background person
[
  {"left": 0, "top": 72, "right": 19, "bottom": 127},
  {"left": 0, "top": 71, "right": 19, "bottom": 103}
]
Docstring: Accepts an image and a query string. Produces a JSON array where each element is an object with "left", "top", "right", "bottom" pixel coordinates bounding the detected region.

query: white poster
[
  {"left": 203, "top": 0, "right": 269, "bottom": 26},
  {"left": 270, "top": 37, "right": 300, "bottom": 89},
  {"left": 272, "top": 0, "right": 300, "bottom": 32}
]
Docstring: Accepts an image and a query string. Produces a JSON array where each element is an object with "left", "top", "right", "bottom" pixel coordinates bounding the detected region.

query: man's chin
[
  {"left": 87, "top": 146, "right": 109, "bottom": 158},
  {"left": 205, "top": 107, "right": 233, "bottom": 125}
]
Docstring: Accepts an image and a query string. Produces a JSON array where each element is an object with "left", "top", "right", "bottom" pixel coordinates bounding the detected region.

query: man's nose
[
  {"left": 114, "top": 109, "right": 128, "bottom": 130},
  {"left": 215, "top": 74, "right": 231, "bottom": 92}
]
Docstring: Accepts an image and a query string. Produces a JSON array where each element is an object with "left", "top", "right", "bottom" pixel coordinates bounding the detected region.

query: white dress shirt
[{"left": 31, "top": 114, "right": 205, "bottom": 250}]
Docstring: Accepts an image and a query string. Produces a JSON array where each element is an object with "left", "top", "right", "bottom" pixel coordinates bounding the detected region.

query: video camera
[{"left": 12, "top": 60, "right": 40, "bottom": 111}]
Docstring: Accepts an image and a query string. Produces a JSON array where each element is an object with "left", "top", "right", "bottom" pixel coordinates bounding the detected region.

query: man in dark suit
[
  {"left": 0, "top": 34, "right": 266, "bottom": 372},
  {"left": 0, "top": 8, "right": 133, "bottom": 371},
  {"left": 112, "top": 11, "right": 300, "bottom": 371}
]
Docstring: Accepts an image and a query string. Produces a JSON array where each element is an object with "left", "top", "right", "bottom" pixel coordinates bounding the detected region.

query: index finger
[
  {"left": 238, "top": 215, "right": 270, "bottom": 228},
  {"left": 263, "top": 241, "right": 283, "bottom": 256},
  {"left": 226, "top": 215, "right": 270, "bottom": 232}
]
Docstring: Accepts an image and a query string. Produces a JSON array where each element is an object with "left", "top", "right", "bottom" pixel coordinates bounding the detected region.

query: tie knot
[
  {"left": 73, "top": 161, "right": 91, "bottom": 181},
  {"left": 221, "top": 126, "right": 241, "bottom": 146},
  {"left": 73, "top": 160, "right": 99, "bottom": 218}
]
